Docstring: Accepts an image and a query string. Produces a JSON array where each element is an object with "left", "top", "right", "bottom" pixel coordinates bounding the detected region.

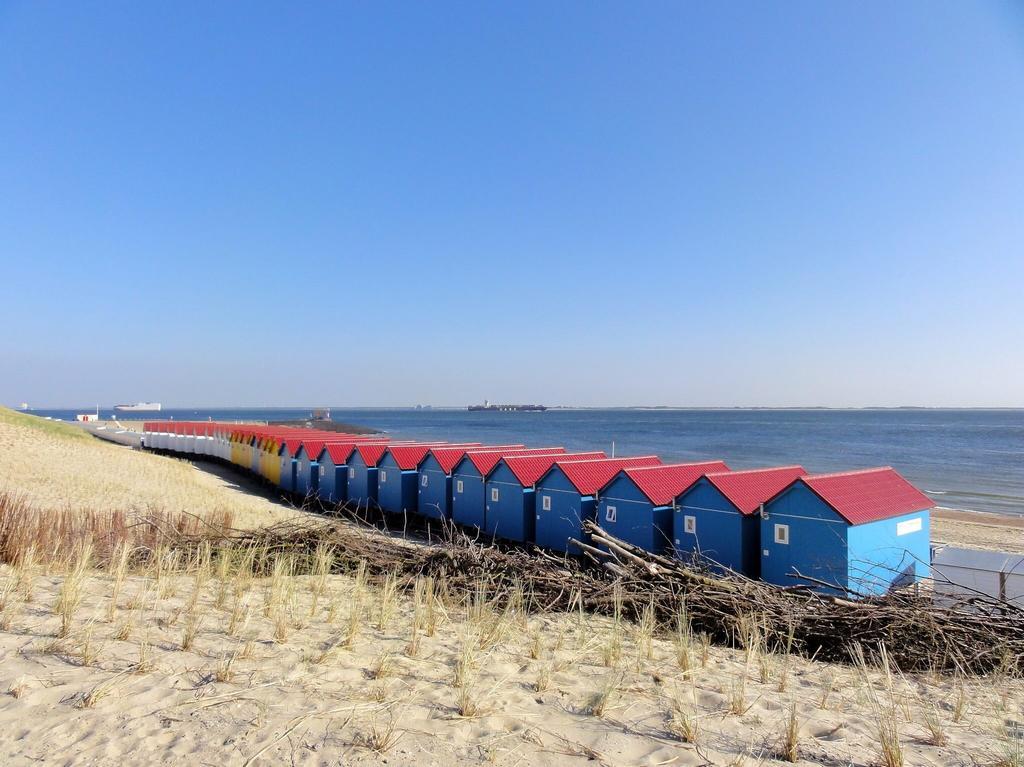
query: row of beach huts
[{"left": 140, "top": 421, "right": 934, "bottom": 598}]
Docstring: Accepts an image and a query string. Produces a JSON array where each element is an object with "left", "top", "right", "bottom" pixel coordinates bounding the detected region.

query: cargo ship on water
[
  {"left": 114, "top": 402, "right": 162, "bottom": 412},
  {"left": 468, "top": 400, "right": 547, "bottom": 412}
]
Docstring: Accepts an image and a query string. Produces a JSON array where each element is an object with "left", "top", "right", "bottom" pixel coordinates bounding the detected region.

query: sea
[{"left": 23, "top": 407, "right": 1024, "bottom": 518}]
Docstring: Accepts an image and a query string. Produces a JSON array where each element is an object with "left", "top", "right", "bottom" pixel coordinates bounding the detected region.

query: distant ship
[
  {"left": 468, "top": 400, "right": 547, "bottom": 412},
  {"left": 114, "top": 402, "right": 162, "bottom": 412}
]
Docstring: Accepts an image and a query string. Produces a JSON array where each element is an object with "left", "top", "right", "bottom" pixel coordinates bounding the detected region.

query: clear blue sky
[{"left": 2, "top": 2, "right": 1022, "bottom": 408}]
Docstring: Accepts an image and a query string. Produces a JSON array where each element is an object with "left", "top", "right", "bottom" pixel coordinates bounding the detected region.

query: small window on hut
[
  {"left": 541, "top": 495, "right": 552, "bottom": 512},
  {"left": 456, "top": 480, "right": 464, "bottom": 494},
  {"left": 348, "top": 468, "right": 355, "bottom": 479},
  {"left": 491, "top": 487, "right": 500, "bottom": 502},
  {"left": 774, "top": 524, "right": 789, "bottom": 545},
  {"left": 379, "top": 470, "right": 387, "bottom": 483},
  {"left": 684, "top": 515, "right": 696, "bottom": 535},
  {"left": 605, "top": 505, "right": 617, "bottom": 523}
]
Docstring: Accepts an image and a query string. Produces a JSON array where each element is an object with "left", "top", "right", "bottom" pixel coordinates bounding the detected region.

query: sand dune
[
  {"left": 0, "top": 557, "right": 1020, "bottom": 766},
  {"left": 0, "top": 408, "right": 298, "bottom": 529}
]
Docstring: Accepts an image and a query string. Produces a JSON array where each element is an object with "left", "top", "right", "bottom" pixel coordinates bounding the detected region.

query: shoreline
[{"left": 933, "top": 505, "right": 1024, "bottom": 529}]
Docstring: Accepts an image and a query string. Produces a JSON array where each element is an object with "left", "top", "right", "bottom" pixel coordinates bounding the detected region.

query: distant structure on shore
[
  {"left": 114, "top": 402, "right": 162, "bottom": 412},
  {"left": 468, "top": 400, "right": 547, "bottom": 412}
]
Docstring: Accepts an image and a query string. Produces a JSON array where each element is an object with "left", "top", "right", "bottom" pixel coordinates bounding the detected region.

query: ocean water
[{"left": 23, "top": 407, "right": 1024, "bottom": 517}]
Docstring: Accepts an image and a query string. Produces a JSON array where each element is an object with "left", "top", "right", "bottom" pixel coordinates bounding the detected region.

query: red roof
[
  {"left": 282, "top": 439, "right": 305, "bottom": 457},
  {"left": 610, "top": 461, "right": 730, "bottom": 505},
  {"left": 297, "top": 440, "right": 328, "bottom": 460},
  {"left": 469, "top": 447, "right": 567, "bottom": 477},
  {"left": 503, "top": 452, "right": 606, "bottom": 487},
  {"left": 796, "top": 467, "right": 934, "bottom": 525},
  {"left": 703, "top": 465, "right": 806, "bottom": 515},
  {"left": 549, "top": 456, "right": 663, "bottom": 495},
  {"left": 353, "top": 441, "right": 444, "bottom": 467},
  {"left": 320, "top": 440, "right": 391, "bottom": 463},
  {"left": 385, "top": 443, "right": 478, "bottom": 470},
  {"left": 427, "top": 445, "right": 525, "bottom": 474}
]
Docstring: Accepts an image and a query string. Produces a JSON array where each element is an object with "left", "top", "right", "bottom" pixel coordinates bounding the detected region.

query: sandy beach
[
  {"left": 0, "top": 407, "right": 1022, "bottom": 765},
  {"left": 2, "top": 548, "right": 1021, "bottom": 766}
]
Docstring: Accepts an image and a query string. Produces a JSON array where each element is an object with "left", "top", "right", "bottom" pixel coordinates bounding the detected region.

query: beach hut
[
  {"left": 673, "top": 465, "right": 803, "bottom": 575},
  {"left": 259, "top": 432, "right": 291, "bottom": 484},
  {"left": 484, "top": 452, "right": 607, "bottom": 544},
  {"left": 229, "top": 429, "right": 243, "bottom": 465},
  {"left": 170, "top": 422, "right": 186, "bottom": 453},
  {"left": 289, "top": 436, "right": 358, "bottom": 496},
  {"left": 293, "top": 440, "right": 329, "bottom": 498},
  {"left": 196, "top": 423, "right": 213, "bottom": 456},
  {"left": 415, "top": 445, "right": 523, "bottom": 521},
  {"left": 180, "top": 423, "right": 195, "bottom": 454},
  {"left": 250, "top": 432, "right": 268, "bottom": 475},
  {"left": 209, "top": 424, "right": 224, "bottom": 459},
  {"left": 533, "top": 456, "right": 662, "bottom": 553},
  {"left": 218, "top": 425, "right": 234, "bottom": 461},
  {"left": 932, "top": 547, "right": 1024, "bottom": 607},
  {"left": 760, "top": 467, "right": 933, "bottom": 596},
  {"left": 597, "top": 461, "right": 730, "bottom": 556},
  {"left": 449, "top": 448, "right": 568, "bottom": 530},
  {"left": 344, "top": 442, "right": 432, "bottom": 507},
  {"left": 315, "top": 438, "right": 389, "bottom": 504},
  {"left": 376, "top": 443, "right": 474, "bottom": 514},
  {"left": 193, "top": 423, "right": 208, "bottom": 456},
  {"left": 345, "top": 443, "right": 395, "bottom": 507},
  {"left": 166, "top": 423, "right": 178, "bottom": 451},
  {"left": 277, "top": 438, "right": 304, "bottom": 493},
  {"left": 234, "top": 428, "right": 254, "bottom": 468}
]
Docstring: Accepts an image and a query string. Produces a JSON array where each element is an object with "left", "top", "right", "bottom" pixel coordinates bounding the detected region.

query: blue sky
[{"left": 1, "top": 2, "right": 1022, "bottom": 408}]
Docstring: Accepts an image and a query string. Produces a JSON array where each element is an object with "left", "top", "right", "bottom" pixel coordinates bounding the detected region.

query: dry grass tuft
[
  {"left": 370, "top": 652, "right": 394, "bottom": 680},
  {"left": 358, "top": 709, "right": 403, "bottom": 754},
  {"left": 54, "top": 542, "right": 92, "bottom": 638},
  {"left": 214, "top": 650, "right": 237, "bottom": 683},
  {"left": 853, "top": 643, "right": 905, "bottom": 767},
  {"left": 8, "top": 677, "right": 28, "bottom": 698},
  {"left": 586, "top": 673, "right": 620, "bottom": 718},
  {"left": 180, "top": 613, "right": 202, "bottom": 652},
  {"left": 78, "top": 672, "right": 126, "bottom": 709},
  {"left": 668, "top": 686, "right": 700, "bottom": 744},
  {"left": 780, "top": 700, "right": 800, "bottom": 762},
  {"left": 376, "top": 571, "right": 398, "bottom": 631}
]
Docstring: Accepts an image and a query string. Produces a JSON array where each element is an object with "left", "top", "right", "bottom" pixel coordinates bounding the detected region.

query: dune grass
[
  {"left": 0, "top": 406, "right": 296, "bottom": 529},
  {"left": 0, "top": 407, "right": 93, "bottom": 441},
  {"left": 1, "top": 539, "right": 1019, "bottom": 766}
]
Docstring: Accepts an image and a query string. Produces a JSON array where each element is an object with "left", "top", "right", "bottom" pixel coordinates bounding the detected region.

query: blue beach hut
[
  {"left": 533, "top": 456, "right": 662, "bottom": 554},
  {"left": 416, "top": 445, "right": 523, "bottom": 521},
  {"left": 376, "top": 443, "right": 475, "bottom": 515},
  {"left": 293, "top": 440, "right": 328, "bottom": 499},
  {"left": 316, "top": 439, "right": 388, "bottom": 505},
  {"left": 449, "top": 448, "right": 568, "bottom": 530},
  {"left": 346, "top": 442, "right": 423, "bottom": 507},
  {"left": 673, "top": 465, "right": 803, "bottom": 576},
  {"left": 483, "top": 451, "right": 607, "bottom": 544},
  {"left": 277, "top": 438, "right": 305, "bottom": 493},
  {"left": 596, "top": 461, "right": 730, "bottom": 556},
  {"left": 760, "top": 467, "right": 933, "bottom": 597}
]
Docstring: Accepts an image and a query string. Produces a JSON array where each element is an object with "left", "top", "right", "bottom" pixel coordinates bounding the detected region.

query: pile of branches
[
  {"left": 578, "top": 522, "right": 1023, "bottom": 675},
  {"left": 160, "top": 512, "right": 1023, "bottom": 676}
]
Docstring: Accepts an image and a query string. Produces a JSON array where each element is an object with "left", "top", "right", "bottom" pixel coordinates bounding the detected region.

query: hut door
[{"left": 769, "top": 523, "right": 792, "bottom": 576}]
